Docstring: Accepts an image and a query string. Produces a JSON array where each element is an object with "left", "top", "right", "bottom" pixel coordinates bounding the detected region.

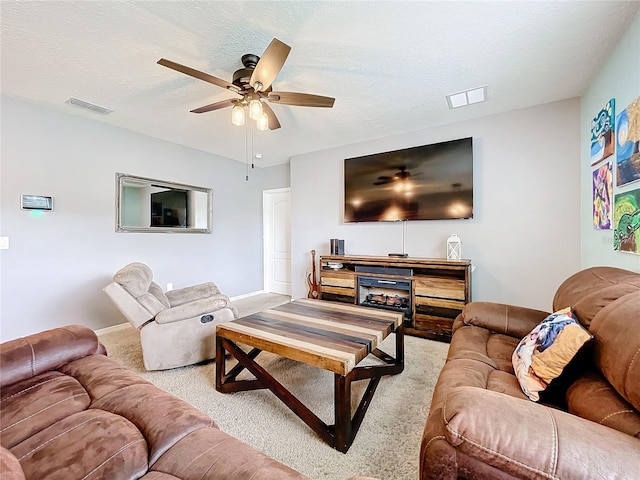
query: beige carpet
[{"left": 98, "top": 294, "right": 449, "bottom": 480}]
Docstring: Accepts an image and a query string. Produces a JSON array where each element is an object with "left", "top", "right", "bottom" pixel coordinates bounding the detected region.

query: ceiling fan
[
  {"left": 374, "top": 166, "right": 422, "bottom": 185},
  {"left": 157, "top": 38, "right": 335, "bottom": 130}
]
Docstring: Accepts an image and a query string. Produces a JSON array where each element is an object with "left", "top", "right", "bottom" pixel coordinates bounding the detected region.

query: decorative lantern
[{"left": 446, "top": 234, "right": 462, "bottom": 260}]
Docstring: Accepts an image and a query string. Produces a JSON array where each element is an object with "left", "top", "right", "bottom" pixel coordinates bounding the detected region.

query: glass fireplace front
[{"left": 357, "top": 276, "right": 412, "bottom": 319}]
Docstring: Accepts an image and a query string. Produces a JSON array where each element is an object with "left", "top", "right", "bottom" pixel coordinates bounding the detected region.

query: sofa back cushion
[
  {"left": 136, "top": 282, "right": 170, "bottom": 317},
  {"left": 0, "top": 325, "right": 102, "bottom": 388},
  {"left": 552, "top": 266, "right": 640, "bottom": 328},
  {"left": 113, "top": 262, "right": 153, "bottom": 298},
  {"left": 589, "top": 291, "right": 640, "bottom": 411}
]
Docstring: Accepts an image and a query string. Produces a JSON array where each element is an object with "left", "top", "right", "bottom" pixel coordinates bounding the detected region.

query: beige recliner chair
[{"left": 103, "top": 262, "right": 238, "bottom": 370}]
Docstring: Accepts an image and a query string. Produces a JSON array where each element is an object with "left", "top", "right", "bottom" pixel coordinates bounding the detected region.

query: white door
[{"left": 263, "top": 188, "right": 291, "bottom": 295}]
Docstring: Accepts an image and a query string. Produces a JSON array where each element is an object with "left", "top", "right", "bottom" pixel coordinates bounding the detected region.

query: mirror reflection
[{"left": 116, "top": 173, "right": 212, "bottom": 233}]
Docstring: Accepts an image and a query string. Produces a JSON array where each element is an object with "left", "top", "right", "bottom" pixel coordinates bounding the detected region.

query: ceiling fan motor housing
[{"left": 232, "top": 54, "right": 261, "bottom": 88}]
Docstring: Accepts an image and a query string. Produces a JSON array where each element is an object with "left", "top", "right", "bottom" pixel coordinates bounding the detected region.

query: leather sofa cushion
[
  {"left": 0, "top": 371, "right": 90, "bottom": 449},
  {"left": 11, "top": 409, "right": 148, "bottom": 480},
  {"left": 567, "top": 370, "right": 640, "bottom": 438},
  {"left": 57, "top": 354, "right": 217, "bottom": 466},
  {"left": 92, "top": 383, "right": 215, "bottom": 466},
  {"left": 447, "top": 324, "right": 520, "bottom": 374},
  {"left": 590, "top": 292, "right": 640, "bottom": 410},
  {"left": 443, "top": 386, "right": 640, "bottom": 479},
  {"left": 0, "top": 325, "right": 102, "bottom": 388},
  {"left": 552, "top": 266, "right": 640, "bottom": 328},
  {"left": 151, "top": 427, "right": 309, "bottom": 479},
  {"left": 456, "top": 302, "right": 550, "bottom": 340}
]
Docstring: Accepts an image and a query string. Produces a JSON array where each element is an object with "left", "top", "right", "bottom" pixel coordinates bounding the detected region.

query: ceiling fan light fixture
[
  {"left": 256, "top": 112, "right": 269, "bottom": 131},
  {"left": 249, "top": 98, "right": 263, "bottom": 120},
  {"left": 231, "top": 104, "right": 245, "bottom": 126}
]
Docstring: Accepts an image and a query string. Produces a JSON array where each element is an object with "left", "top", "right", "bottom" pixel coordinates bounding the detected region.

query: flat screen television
[{"left": 344, "top": 137, "right": 473, "bottom": 222}]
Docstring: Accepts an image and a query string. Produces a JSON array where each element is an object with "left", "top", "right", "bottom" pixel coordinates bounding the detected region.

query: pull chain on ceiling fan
[{"left": 157, "top": 38, "right": 335, "bottom": 131}]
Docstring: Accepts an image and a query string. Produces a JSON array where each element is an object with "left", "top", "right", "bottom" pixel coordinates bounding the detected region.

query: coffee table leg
[
  {"left": 334, "top": 373, "right": 352, "bottom": 453},
  {"left": 215, "top": 336, "right": 225, "bottom": 391},
  {"left": 396, "top": 323, "right": 405, "bottom": 369}
]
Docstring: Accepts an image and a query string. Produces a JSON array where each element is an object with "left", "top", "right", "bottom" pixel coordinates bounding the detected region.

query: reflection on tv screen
[{"left": 344, "top": 137, "right": 473, "bottom": 222}]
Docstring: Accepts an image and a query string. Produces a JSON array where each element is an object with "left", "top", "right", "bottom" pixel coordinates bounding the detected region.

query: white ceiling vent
[
  {"left": 65, "top": 97, "right": 113, "bottom": 115},
  {"left": 446, "top": 86, "right": 487, "bottom": 109}
]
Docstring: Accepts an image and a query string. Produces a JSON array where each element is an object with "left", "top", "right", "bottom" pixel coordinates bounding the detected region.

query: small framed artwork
[
  {"left": 615, "top": 96, "right": 640, "bottom": 186},
  {"left": 590, "top": 98, "right": 615, "bottom": 166},
  {"left": 593, "top": 162, "right": 613, "bottom": 229},
  {"left": 21, "top": 195, "right": 53, "bottom": 211},
  {"left": 613, "top": 187, "right": 640, "bottom": 255}
]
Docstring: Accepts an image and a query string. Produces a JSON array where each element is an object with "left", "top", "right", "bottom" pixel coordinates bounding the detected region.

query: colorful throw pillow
[{"left": 512, "top": 307, "right": 592, "bottom": 402}]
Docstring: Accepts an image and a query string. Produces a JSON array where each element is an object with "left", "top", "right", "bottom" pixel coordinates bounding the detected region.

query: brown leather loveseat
[
  {"left": 420, "top": 266, "right": 640, "bottom": 479},
  {"left": 0, "top": 325, "right": 376, "bottom": 480}
]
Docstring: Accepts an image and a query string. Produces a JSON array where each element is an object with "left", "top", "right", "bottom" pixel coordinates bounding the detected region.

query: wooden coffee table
[{"left": 215, "top": 298, "right": 404, "bottom": 452}]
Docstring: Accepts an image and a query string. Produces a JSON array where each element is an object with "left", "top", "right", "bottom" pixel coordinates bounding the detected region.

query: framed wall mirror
[{"left": 115, "top": 173, "right": 212, "bottom": 233}]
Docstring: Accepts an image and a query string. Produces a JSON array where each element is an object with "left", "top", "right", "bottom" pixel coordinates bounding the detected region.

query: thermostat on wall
[{"left": 21, "top": 195, "right": 53, "bottom": 211}]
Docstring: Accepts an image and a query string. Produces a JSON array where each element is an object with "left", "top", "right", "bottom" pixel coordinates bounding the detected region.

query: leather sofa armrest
[
  {"left": 165, "top": 282, "right": 221, "bottom": 307},
  {"left": 0, "top": 325, "right": 103, "bottom": 388},
  {"left": 443, "top": 386, "right": 640, "bottom": 479},
  {"left": 459, "top": 301, "right": 550, "bottom": 339},
  {"left": 155, "top": 294, "right": 233, "bottom": 324},
  {"left": 1, "top": 446, "right": 25, "bottom": 480}
]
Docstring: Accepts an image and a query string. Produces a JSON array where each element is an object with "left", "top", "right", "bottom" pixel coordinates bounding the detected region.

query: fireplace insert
[{"left": 357, "top": 276, "right": 412, "bottom": 319}]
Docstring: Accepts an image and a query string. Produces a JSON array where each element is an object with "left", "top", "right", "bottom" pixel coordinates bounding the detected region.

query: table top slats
[
  {"left": 275, "top": 300, "right": 402, "bottom": 331},
  {"left": 216, "top": 299, "right": 403, "bottom": 375},
  {"left": 235, "top": 313, "right": 378, "bottom": 352},
  {"left": 258, "top": 309, "right": 387, "bottom": 340}
]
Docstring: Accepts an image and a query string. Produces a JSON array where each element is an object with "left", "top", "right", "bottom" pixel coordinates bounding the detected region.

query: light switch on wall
[{"left": 0, "top": 237, "right": 9, "bottom": 250}]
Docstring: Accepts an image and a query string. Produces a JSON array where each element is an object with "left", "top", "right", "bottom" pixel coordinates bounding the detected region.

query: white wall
[
  {"left": 0, "top": 95, "right": 289, "bottom": 341},
  {"left": 291, "top": 99, "right": 582, "bottom": 311},
  {"left": 581, "top": 11, "right": 640, "bottom": 272}
]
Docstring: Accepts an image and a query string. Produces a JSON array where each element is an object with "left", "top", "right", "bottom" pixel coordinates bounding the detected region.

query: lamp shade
[
  {"left": 249, "top": 99, "right": 263, "bottom": 120},
  {"left": 256, "top": 112, "right": 269, "bottom": 131},
  {"left": 231, "top": 105, "right": 245, "bottom": 126}
]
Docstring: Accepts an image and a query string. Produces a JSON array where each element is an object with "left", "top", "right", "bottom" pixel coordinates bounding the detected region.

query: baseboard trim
[
  {"left": 229, "top": 290, "right": 265, "bottom": 301},
  {"left": 95, "top": 323, "right": 131, "bottom": 336}
]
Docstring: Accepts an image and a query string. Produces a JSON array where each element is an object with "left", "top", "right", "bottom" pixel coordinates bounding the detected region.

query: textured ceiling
[{"left": 1, "top": 1, "right": 638, "bottom": 167}]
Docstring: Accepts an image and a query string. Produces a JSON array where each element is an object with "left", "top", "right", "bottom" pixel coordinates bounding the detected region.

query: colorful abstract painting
[
  {"left": 615, "top": 97, "right": 640, "bottom": 186},
  {"left": 613, "top": 188, "right": 640, "bottom": 255},
  {"left": 593, "top": 162, "right": 613, "bottom": 229},
  {"left": 590, "top": 99, "right": 615, "bottom": 166}
]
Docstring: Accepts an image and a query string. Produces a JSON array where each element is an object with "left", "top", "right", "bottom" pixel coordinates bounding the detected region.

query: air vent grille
[{"left": 65, "top": 97, "right": 113, "bottom": 115}]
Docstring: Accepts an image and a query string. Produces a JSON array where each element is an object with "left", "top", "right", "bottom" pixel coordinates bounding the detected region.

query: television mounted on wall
[{"left": 344, "top": 137, "right": 473, "bottom": 222}]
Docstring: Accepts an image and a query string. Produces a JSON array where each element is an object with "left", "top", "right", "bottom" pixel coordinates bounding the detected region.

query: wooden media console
[{"left": 319, "top": 255, "right": 472, "bottom": 342}]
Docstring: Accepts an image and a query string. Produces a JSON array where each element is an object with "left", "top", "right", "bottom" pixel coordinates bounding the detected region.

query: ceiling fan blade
[
  {"left": 250, "top": 38, "right": 291, "bottom": 91},
  {"left": 268, "top": 92, "right": 335, "bottom": 108},
  {"left": 374, "top": 176, "right": 393, "bottom": 185},
  {"left": 262, "top": 102, "right": 281, "bottom": 130},
  {"left": 158, "top": 58, "right": 241, "bottom": 93},
  {"left": 190, "top": 99, "right": 237, "bottom": 114}
]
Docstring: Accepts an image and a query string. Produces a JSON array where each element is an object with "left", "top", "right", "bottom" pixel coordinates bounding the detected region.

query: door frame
[{"left": 263, "top": 187, "right": 291, "bottom": 294}]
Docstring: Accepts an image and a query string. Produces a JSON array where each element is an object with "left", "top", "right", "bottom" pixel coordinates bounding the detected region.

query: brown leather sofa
[
  {"left": 0, "top": 325, "right": 377, "bottom": 480},
  {"left": 420, "top": 266, "right": 640, "bottom": 479}
]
